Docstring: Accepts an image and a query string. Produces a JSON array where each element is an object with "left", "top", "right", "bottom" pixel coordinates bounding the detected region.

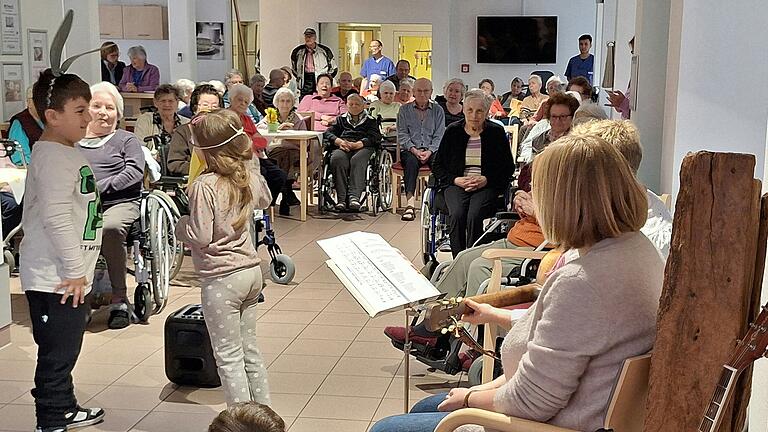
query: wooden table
[
  {"left": 261, "top": 130, "right": 323, "bottom": 222},
  {"left": 120, "top": 92, "right": 155, "bottom": 119}
]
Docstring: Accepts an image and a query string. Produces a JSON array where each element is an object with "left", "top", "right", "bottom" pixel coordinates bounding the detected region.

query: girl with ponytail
[{"left": 174, "top": 109, "right": 273, "bottom": 406}]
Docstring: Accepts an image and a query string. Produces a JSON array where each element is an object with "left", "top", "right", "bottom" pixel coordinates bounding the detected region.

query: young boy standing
[{"left": 21, "top": 70, "right": 105, "bottom": 432}]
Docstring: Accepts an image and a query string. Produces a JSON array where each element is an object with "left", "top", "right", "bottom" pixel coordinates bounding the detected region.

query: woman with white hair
[
  {"left": 362, "top": 73, "right": 382, "bottom": 101},
  {"left": 223, "top": 70, "right": 263, "bottom": 123},
  {"left": 545, "top": 75, "right": 564, "bottom": 95},
  {"left": 260, "top": 87, "right": 309, "bottom": 215},
  {"left": 118, "top": 45, "right": 160, "bottom": 93},
  {"left": 395, "top": 77, "right": 415, "bottom": 104},
  {"left": 368, "top": 80, "right": 401, "bottom": 138},
  {"left": 432, "top": 89, "right": 514, "bottom": 256},
  {"left": 228, "top": 83, "right": 287, "bottom": 212},
  {"left": 520, "top": 74, "right": 547, "bottom": 122},
  {"left": 436, "top": 78, "right": 466, "bottom": 127},
  {"left": 76, "top": 82, "right": 145, "bottom": 329},
  {"left": 174, "top": 78, "right": 195, "bottom": 109}
]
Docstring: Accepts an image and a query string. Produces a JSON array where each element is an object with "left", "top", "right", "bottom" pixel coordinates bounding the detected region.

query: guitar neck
[
  {"left": 468, "top": 284, "right": 539, "bottom": 309},
  {"left": 698, "top": 366, "right": 739, "bottom": 432}
]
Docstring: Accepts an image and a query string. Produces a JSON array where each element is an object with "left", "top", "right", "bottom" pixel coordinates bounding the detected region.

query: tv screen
[{"left": 477, "top": 16, "right": 558, "bottom": 64}]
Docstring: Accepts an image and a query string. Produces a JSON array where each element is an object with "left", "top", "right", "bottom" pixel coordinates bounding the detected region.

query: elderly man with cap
[{"left": 290, "top": 27, "right": 338, "bottom": 98}]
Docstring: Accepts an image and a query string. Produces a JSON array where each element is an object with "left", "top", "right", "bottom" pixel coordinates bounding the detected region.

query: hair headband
[{"left": 191, "top": 123, "right": 246, "bottom": 149}]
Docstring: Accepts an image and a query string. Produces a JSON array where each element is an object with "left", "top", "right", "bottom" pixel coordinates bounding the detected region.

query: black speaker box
[{"left": 164, "top": 304, "right": 221, "bottom": 387}]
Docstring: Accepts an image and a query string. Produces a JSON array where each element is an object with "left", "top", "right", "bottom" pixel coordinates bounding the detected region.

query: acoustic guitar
[{"left": 698, "top": 303, "right": 768, "bottom": 432}]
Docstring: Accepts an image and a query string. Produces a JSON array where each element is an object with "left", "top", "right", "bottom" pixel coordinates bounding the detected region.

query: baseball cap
[{"left": 303, "top": 28, "right": 317, "bottom": 36}]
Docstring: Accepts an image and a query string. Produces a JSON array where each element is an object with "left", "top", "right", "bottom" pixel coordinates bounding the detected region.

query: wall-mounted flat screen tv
[{"left": 477, "top": 16, "right": 558, "bottom": 64}]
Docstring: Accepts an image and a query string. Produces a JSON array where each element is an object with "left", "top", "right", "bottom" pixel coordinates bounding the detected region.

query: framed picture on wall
[
  {"left": 0, "top": 0, "right": 21, "bottom": 55},
  {"left": 196, "top": 22, "right": 225, "bottom": 60},
  {"left": 27, "top": 29, "right": 48, "bottom": 82},
  {"left": 1, "top": 62, "right": 24, "bottom": 118}
]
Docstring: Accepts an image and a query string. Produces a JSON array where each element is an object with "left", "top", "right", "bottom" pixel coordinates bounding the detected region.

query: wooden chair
[
  {"left": 390, "top": 139, "right": 431, "bottom": 214},
  {"left": 434, "top": 354, "right": 651, "bottom": 432},
  {"left": 0, "top": 122, "right": 9, "bottom": 139},
  {"left": 659, "top": 193, "right": 672, "bottom": 210}
]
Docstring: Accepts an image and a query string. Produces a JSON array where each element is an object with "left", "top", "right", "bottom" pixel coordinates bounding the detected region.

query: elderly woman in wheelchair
[
  {"left": 432, "top": 89, "right": 514, "bottom": 257},
  {"left": 75, "top": 82, "right": 145, "bottom": 329},
  {"left": 371, "top": 132, "right": 665, "bottom": 432},
  {"left": 323, "top": 93, "right": 382, "bottom": 212}
]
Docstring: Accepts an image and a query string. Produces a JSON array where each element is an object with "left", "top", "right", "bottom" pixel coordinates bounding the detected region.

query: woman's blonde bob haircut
[{"left": 532, "top": 132, "right": 647, "bottom": 250}]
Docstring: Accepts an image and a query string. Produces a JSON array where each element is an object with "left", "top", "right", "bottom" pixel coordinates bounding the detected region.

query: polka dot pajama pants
[{"left": 201, "top": 266, "right": 270, "bottom": 406}]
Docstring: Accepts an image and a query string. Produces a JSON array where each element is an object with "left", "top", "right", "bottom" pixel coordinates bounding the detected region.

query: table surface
[
  {"left": 120, "top": 92, "right": 155, "bottom": 99},
  {"left": 261, "top": 130, "right": 322, "bottom": 139}
]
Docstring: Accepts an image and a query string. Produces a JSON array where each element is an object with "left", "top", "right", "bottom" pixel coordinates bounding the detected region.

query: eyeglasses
[{"left": 550, "top": 114, "right": 573, "bottom": 121}]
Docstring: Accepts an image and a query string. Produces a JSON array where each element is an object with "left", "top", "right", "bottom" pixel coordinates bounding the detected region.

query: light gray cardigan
[{"left": 463, "top": 232, "right": 664, "bottom": 432}]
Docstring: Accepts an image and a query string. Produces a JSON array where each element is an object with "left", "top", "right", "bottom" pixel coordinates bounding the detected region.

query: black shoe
[
  {"left": 348, "top": 198, "right": 361, "bottom": 212},
  {"left": 65, "top": 406, "right": 105, "bottom": 429},
  {"left": 35, "top": 427, "right": 67, "bottom": 432},
  {"left": 279, "top": 201, "right": 291, "bottom": 216},
  {"left": 107, "top": 306, "right": 129, "bottom": 329},
  {"left": 334, "top": 202, "right": 346, "bottom": 212},
  {"left": 283, "top": 191, "right": 300, "bottom": 206}
]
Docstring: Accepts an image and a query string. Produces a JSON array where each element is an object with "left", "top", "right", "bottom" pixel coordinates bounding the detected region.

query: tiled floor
[{"left": 0, "top": 210, "right": 464, "bottom": 432}]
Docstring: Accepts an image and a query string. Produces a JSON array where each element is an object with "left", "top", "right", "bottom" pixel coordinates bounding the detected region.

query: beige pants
[{"left": 434, "top": 238, "right": 532, "bottom": 298}]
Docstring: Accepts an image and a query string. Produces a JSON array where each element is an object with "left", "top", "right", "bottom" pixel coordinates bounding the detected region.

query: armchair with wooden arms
[{"left": 435, "top": 246, "right": 652, "bottom": 432}]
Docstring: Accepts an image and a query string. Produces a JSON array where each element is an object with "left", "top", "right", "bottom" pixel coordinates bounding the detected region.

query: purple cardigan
[{"left": 118, "top": 63, "right": 160, "bottom": 92}]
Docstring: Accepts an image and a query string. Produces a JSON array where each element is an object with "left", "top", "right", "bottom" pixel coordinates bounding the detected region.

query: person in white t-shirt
[{"left": 21, "top": 69, "right": 106, "bottom": 432}]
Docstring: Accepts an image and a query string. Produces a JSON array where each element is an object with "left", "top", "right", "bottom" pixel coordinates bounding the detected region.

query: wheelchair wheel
[
  {"left": 133, "top": 284, "right": 152, "bottom": 322},
  {"left": 3, "top": 249, "right": 15, "bottom": 273},
  {"left": 149, "top": 190, "right": 184, "bottom": 280},
  {"left": 378, "top": 150, "right": 393, "bottom": 211},
  {"left": 318, "top": 160, "right": 337, "bottom": 213},
  {"left": 270, "top": 254, "right": 295, "bottom": 284},
  {"left": 146, "top": 192, "right": 176, "bottom": 315}
]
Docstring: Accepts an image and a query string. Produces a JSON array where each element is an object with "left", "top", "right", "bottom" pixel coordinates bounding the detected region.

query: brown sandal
[{"left": 401, "top": 206, "right": 416, "bottom": 221}]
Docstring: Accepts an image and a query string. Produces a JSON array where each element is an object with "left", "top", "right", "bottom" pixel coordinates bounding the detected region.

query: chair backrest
[
  {"left": 297, "top": 111, "right": 314, "bottom": 131},
  {"left": 659, "top": 193, "right": 672, "bottom": 210},
  {"left": 504, "top": 124, "right": 519, "bottom": 163},
  {"left": 603, "top": 353, "right": 652, "bottom": 432},
  {"left": 0, "top": 122, "right": 9, "bottom": 139}
]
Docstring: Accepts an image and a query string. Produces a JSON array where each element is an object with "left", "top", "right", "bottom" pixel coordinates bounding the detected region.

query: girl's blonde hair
[
  {"left": 190, "top": 109, "right": 254, "bottom": 231},
  {"left": 531, "top": 132, "right": 647, "bottom": 250}
]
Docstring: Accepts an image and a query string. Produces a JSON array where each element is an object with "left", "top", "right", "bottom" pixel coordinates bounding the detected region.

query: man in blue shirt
[
  {"left": 564, "top": 34, "right": 594, "bottom": 84},
  {"left": 360, "top": 39, "right": 396, "bottom": 91}
]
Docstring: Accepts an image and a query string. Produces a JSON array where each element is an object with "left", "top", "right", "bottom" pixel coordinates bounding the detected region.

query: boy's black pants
[{"left": 26, "top": 290, "right": 89, "bottom": 428}]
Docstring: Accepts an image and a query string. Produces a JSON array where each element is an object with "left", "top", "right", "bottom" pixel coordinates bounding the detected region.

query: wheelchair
[
  {"left": 0, "top": 139, "right": 26, "bottom": 272},
  {"left": 146, "top": 133, "right": 296, "bottom": 286},
  {"left": 317, "top": 139, "right": 392, "bottom": 216}
]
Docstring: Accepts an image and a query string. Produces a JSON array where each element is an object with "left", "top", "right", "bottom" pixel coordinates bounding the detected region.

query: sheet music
[{"left": 318, "top": 232, "right": 440, "bottom": 317}]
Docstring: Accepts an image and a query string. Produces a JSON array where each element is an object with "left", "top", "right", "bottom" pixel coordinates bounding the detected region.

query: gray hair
[
  {"left": 565, "top": 90, "right": 582, "bottom": 104},
  {"left": 227, "top": 83, "right": 253, "bottom": 104},
  {"left": 463, "top": 88, "right": 493, "bottom": 113},
  {"left": 174, "top": 79, "right": 195, "bottom": 99},
  {"left": 379, "top": 80, "right": 396, "bottom": 93},
  {"left": 442, "top": 78, "right": 465, "bottom": 96},
  {"left": 399, "top": 77, "right": 415, "bottom": 89},
  {"left": 206, "top": 80, "right": 226, "bottom": 95},
  {"left": 90, "top": 81, "right": 124, "bottom": 119},
  {"left": 273, "top": 87, "right": 296, "bottom": 106},
  {"left": 369, "top": 74, "right": 382, "bottom": 84},
  {"left": 250, "top": 74, "right": 266, "bottom": 86},
  {"left": 572, "top": 102, "right": 608, "bottom": 126},
  {"left": 224, "top": 69, "right": 243, "bottom": 85},
  {"left": 346, "top": 93, "right": 365, "bottom": 104},
  {"left": 127, "top": 45, "right": 147, "bottom": 60},
  {"left": 528, "top": 74, "right": 542, "bottom": 86}
]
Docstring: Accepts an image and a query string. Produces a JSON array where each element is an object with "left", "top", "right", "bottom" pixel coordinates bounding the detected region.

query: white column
[
  {"left": 168, "top": 0, "right": 197, "bottom": 82},
  {"left": 62, "top": 0, "right": 100, "bottom": 84}
]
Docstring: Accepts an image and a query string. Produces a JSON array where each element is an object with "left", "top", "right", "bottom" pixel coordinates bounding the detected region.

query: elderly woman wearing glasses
[{"left": 529, "top": 93, "right": 581, "bottom": 158}]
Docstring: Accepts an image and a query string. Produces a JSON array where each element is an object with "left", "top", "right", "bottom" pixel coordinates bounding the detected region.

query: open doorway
[{"left": 319, "top": 23, "right": 432, "bottom": 80}]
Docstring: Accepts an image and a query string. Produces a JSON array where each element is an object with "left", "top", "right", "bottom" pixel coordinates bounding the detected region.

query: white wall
[
  {"left": 168, "top": 0, "right": 197, "bottom": 82},
  {"left": 449, "top": 0, "right": 596, "bottom": 92},
  {"left": 63, "top": 0, "right": 101, "bottom": 85},
  {"left": 195, "top": 0, "right": 232, "bottom": 82},
  {"left": 0, "top": 0, "right": 65, "bottom": 120},
  {"left": 99, "top": 0, "right": 170, "bottom": 84}
]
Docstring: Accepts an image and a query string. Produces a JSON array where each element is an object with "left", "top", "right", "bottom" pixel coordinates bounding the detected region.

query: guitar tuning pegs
[
  {"left": 456, "top": 322, "right": 464, "bottom": 328},
  {"left": 448, "top": 325, "right": 456, "bottom": 332},
  {"left": 441, "top": 300, "right": 450, "bottom": 305},
  {"left": 456, "top": 297, "right": 463, "bottom": 303},
  {"left": 441, "top": 328, "right": 449, "bottom": 335}
]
